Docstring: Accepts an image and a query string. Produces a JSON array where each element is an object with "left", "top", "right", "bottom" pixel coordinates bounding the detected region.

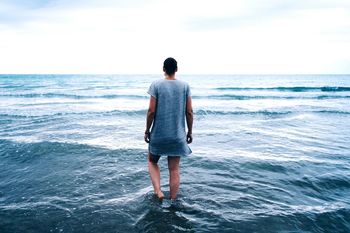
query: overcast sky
[{"left": 0, "top": 0, "right": 349, "bottom": 74}]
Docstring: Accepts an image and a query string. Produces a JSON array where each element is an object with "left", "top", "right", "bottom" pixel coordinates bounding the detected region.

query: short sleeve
[
  {"left": 186, "top": 83, "right": 191, "bottom": 97},
  {"left": 147, "top": 81, "right": 157, "bottom": 98}
]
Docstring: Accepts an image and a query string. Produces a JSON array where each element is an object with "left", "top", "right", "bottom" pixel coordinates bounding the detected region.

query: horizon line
[{"left": 0, "top": 73, "right": 349, "bottom": 76}]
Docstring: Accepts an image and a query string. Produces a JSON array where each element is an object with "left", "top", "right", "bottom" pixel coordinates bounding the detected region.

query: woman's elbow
[
  {"left": 186, "top": 109, "right": 193, "bottom": 116},
  {"left": 148, "top": 109, "right": 156, "bottom": 116}
]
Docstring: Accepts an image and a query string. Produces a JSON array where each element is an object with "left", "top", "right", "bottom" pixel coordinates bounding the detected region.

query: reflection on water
[{"left": 135, "top": 193, "right": 194, "bottom": 232}]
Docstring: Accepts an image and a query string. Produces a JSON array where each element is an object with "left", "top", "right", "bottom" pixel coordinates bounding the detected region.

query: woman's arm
[
  {"left": 186, "top": 96, "right": 193, "bottom": 144},
  {"left": 144, "top": 96, "right": 156, "bottom": 143}
]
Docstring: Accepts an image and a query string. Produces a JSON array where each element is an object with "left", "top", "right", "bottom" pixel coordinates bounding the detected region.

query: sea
[{"left": 0, "top": 74, "right": 349, "bottom": 233}]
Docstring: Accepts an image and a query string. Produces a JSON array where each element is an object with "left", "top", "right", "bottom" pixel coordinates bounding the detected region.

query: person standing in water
[{"left": 144, "top": 57, "right": 193, "bottom": 200}]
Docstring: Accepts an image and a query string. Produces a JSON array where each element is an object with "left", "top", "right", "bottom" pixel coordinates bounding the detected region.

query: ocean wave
[
  {"left": 1, "top": 93, "right": 350, "bottom": 100},
  {"left": 197, "top": 95, "right": 350, "bottom": 100},
  {"left": 194, "top": 110, "right": 350, "bottom": 116},
  {"left": 1, "top": 109, "right": 350, "bottom": 119},
  {"left": 231, "top": 206, "right": 350, "bottom": 232},
  {"left": 0, "top": 139, "right": 147, "bottom": 169},
  {"left": 285, "top": 175, "right": 350, "bottom": 195},
  {"left": 0, "top": 93, "right": 148, "bottom": 99},
  {"left": 215, "top": 86, "right": 350, "bottom": 92},
  {"left": 194, "top": 110, "right": 294, "bottom": 116},
  {"left": 0, "top": 109, "right": 147, "bottom": 119}
]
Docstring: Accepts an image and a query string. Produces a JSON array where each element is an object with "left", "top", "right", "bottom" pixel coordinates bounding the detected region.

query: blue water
[{"left": 0, "top": 74, "right": 350, "bottom": 232}]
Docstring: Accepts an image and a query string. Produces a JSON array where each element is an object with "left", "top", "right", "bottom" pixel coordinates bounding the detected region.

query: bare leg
[
  {"left": 148, "top": 154, "right": 164, "bottom": 199},
  {"left": 168, "top": 156, "right": 181, "bottom": 200}
]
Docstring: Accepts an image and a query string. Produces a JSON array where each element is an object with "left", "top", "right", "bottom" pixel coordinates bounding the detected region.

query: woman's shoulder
[
  {"left": 176, "top": 79, "right": 190, "bottom": 89},
  {"left": 179, "top": 79, "right": 190, "bottom": 85}
]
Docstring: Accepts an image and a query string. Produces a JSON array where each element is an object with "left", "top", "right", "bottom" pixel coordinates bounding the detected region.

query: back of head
[{"left": 163, "top": 57, "right": 177, "bottom": 76}]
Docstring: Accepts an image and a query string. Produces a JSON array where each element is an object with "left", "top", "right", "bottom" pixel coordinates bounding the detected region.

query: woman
[{"left": 144, "top": 57, "right": 193, "bottom": 200}]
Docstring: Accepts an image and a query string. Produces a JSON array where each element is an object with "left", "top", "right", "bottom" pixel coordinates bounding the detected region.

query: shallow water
[{"left": 1, "top": 75, "right": 350, "bottom": 232}]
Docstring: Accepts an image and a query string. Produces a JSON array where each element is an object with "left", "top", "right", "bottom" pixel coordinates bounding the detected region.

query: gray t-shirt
[{"left": 147, "top": 79, "right": 192, "bottom": 156}]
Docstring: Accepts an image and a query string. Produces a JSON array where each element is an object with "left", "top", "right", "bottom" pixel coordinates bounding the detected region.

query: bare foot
[{"left": 155, "top": 190, "right": 164, "bottom": 200}]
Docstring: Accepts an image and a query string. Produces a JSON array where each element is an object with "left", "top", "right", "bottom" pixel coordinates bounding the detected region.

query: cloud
[
  {"left": 184, "top": 0, "right": 350, "bottom": 31},
  {"left": 0, "top": 0, "right": 349, "bottom": 74}
]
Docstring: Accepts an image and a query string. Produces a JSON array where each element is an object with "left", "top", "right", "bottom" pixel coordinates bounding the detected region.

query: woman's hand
[
  {"left": 187, "top": 132, "right": 193, "bottom": 144},
  {"left": 144, "top": 131, "right": 150, "bottom": 143}
]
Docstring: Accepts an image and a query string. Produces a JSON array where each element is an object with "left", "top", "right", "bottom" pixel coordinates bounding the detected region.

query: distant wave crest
[
  {"left": 1, "top": 93, "right": 350, "bottom": 100},
  {"left": 196, "top": 95, "right": 350, "bottom": 100},
  {"left": 0, "top": 93, "right": 148, "bottom": 99},
  {"left": 216, "top": 86, "right": 350, "bottom": 92},
  {"left": 1, "top": 109, "right": 349, "bottom": 119},
  {"left": 194, "top": 110, "right": 350, "bottom": 116}
]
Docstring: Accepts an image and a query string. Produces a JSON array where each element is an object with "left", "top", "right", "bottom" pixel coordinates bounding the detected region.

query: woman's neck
[{"left": 165, "top": 74, "right": 176, "bottom": 80}]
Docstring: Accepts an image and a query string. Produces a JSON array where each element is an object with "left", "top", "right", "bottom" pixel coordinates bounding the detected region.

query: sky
[{"left": 0, "top": 0, "right": 349, "bottom": 74}]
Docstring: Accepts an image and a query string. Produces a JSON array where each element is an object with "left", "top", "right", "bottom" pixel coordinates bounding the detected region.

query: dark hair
[{"left": 163, "top": 57, "right": 177, "bottom": 76}]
